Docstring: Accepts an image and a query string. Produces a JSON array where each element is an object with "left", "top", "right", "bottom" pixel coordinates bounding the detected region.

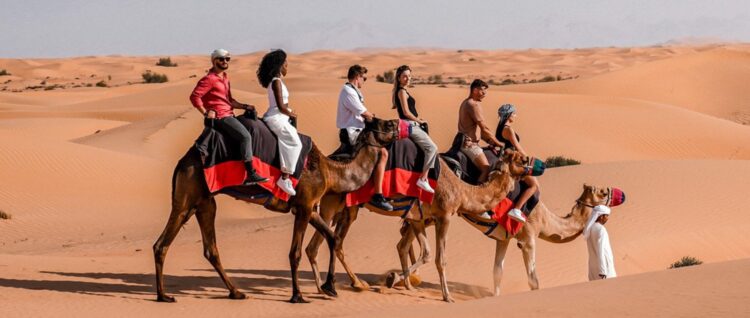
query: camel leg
[
  {"left": 333, "top": 206, "right": 370, "bottom": 291},
  {"left": 289, "top": 207, "right": 313, "bottom": 303},
  {"left": 305, "top": 195, "right": 340, "bottom": 294},
  {"left": 153, "top": 202, "right": 194, "bottom": 302},
  {"left": 434, "top": 216, "right": 454, "bottom": 303},
  {"left": 395, "top": 221, "right": 418, "bottom": 290},
  {"left": 195, "top": 197, "right": 245, "bottom": 300},
  {"left": 519, "top": 237, "right": 540, "bottom": 290},
  {"left": 309, "top": 212, "right": 339, "bottom": 298},
  {"left": 493, "top": 239, "right": 511, "bottom": 296},
  {"left": 393, "top": 221, "right": 431, "bottom": 290}
]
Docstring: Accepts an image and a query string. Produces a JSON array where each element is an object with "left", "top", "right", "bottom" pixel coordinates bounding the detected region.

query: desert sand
[{"left": 1, "top": 44, "right": 749, "bottom": 317}]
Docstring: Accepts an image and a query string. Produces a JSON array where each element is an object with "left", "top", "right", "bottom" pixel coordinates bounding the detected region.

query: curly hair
[{"left": 257, "top": 49, "right": 287, "bottom": 88}]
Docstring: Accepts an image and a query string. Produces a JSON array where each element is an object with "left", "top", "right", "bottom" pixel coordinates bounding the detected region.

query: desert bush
[
  {"left": 427, "top": 74, "right": 443, "bottom": 84},
  {"left": 453, "top": 78, "right": 468, "bottom": 85},
  {"left": 544, "top": 156, "right": 581, "bottom": 168},
  {"left": 142, "top": 71, "right": 168, "bottom": 83},
  {"left": 95, "top": 80, "right": 108, "bottom": 87},
  {"left": 375, "top": 70, "right": 395, "bottom": 84},
  {"left": 0, "top": 69, "right": 10, "bottom": 76},
  {"left": 669, "top": 256, "right": 703, "bottom": 269},
  {"left": 0, "top": 210, "right": 10, "bottom": 220},
  {"left": 538, "top": 75, "right": 557, "bottom": 82},
  {"left": 500, "top": 78, "right": 516, "bottom": 85},
  {"left": 156, "top": 57, "right": 178, "bottom": 67}
]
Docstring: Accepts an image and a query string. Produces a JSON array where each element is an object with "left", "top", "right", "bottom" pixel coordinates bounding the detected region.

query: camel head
[
  {"left": 358, "top": 117, "right": 400, "bottom": 148},
  {"left": 575, "top": 184, "right": 627, "bottom": 218},
  {"left": 500, "top": 149, "right": 534, "bottom": 179}
]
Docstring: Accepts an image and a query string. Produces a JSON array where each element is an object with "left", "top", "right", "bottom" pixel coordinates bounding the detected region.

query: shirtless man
[{"left": 457, "top": 79, "right": 505, "bottom": 182}]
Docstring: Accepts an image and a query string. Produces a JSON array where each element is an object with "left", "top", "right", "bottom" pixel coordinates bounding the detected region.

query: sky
[{"left": 1, "top": 0, "right": 749, "bottom": 58}]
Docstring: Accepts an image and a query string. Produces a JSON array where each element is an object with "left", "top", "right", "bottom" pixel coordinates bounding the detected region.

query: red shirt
[{"left": 190, "top": 71, "right": 236, "bottom": 119}]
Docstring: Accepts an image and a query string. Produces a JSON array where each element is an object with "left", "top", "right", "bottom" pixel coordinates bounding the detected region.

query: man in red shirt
[{"left": 190, "top": 49, "right": 268, "bottom": 185}]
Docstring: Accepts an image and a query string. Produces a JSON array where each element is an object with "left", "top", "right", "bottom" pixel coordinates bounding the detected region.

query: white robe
[{"left": 586, "top": 223, "right": 617, "bottom": 280}]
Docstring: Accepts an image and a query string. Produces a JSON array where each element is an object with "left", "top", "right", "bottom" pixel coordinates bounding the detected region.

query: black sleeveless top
[
  {"left": 395, "top": 87, "right": 418, "bottom": 119},
  {"left": 496, "top": 125, "right": 520, "bottom": 151}
]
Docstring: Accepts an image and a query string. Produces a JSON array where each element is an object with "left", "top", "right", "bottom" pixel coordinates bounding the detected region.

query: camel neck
[
  {"left": 536, "top": 204, "right": 589, "bottom": 243},
  {"left": 327, "top": 144, "right": 380, "bottom": 193},
  {"left": 456, "top": 168, "right": 513, "bottom": 214}
]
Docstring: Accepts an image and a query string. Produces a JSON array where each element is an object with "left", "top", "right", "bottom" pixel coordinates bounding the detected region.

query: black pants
[{"left": 217, "top": 116, "right": 253, "bottom": 161}]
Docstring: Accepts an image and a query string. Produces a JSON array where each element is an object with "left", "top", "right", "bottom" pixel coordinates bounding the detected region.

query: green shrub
[
  {"left": 142, "top": 71, "right": 168, "bottom": 83},
  {"left": 156, "top": 57, "right": 178, "bottom": 67},
  {"left": 0, "top": 69, "right": 10, "bottom": 76},
  {"left": 544, "top": 156, "right": 581, "bottom": 168},
  {"left": 669, "top": 256, "right": 703, "bottom": 269},
  {"left": 0, "top": 210, "right": 10, "bottom": 220},
  {"left": 95, "top": 80, "right": 108, "bottom": 87}
]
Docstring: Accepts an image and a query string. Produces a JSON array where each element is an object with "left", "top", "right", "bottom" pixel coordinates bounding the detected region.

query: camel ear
[{"left": 583, "top": 183, "right": 592, "bottom": 191}]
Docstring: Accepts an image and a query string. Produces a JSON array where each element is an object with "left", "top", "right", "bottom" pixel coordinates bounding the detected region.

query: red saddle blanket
[
  {"left": 194, "top": 112, "right": 313, "bottom": 202},
  {"left": 344, "top": 138, "right": 440, "bottom": 207}
]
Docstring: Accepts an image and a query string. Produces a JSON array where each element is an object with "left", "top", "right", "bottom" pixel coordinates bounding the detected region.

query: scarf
[{"left": 583, "top": 205, "right": 611, "bottom": 238}]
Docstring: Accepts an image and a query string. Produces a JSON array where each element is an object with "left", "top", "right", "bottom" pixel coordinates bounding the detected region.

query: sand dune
[{"left": 1, "top": 44, "right": 749, "bottom": 317}]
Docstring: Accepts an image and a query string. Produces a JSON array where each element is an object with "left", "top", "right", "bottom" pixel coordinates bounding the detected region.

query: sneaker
[
  {"left": 416, "top": 178, "right": 435, "bottom": 194},
  {"left": 368, "top": 194, "right": 394, "bottom": 211},
  {"left": 276, "top": 178, "right": 296, "bottom": 196},
  {"left": 243, "top": 170, "right": 269, "bottom": 185},
  {"left": 507, "top": 208, "right": 526, "bottom": 223}
]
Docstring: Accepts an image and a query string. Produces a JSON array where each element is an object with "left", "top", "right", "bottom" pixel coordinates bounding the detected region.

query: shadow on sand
[{"left": 0, "top": 268, "right": 491, "bottom": 301}]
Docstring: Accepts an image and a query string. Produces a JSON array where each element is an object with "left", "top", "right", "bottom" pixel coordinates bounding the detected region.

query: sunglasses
[{"left": 216, "top": 57, "right": 231, "bottom": 62}]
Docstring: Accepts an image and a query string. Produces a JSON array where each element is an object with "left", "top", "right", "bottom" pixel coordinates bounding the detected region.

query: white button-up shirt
[{"left": 337, "top": 83, "right": 367, "bottom": 129}]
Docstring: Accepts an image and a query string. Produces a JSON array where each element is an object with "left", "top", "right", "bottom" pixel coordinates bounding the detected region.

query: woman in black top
[
  {"left": 392, "top": 65, "right": 438, "bottom": 194},
  {"left": 497, "top": 104, "right": 539, "bottom": 223}
]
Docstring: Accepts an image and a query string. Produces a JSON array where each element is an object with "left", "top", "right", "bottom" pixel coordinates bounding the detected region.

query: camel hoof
[
  {"left": 289, "top": 294, "right": 309, "bottom": 304},
  {"left": 443, "top": 296, "right": 455, "bottom": 303},
  {"left": 228, "top": 290, "right": 247, "bottom": 300},
  {"left": 321, "top": 281, "right": 338, "bottom": 297},
  {"left": 157, "top": 294, "right": 176, "bottom": 303},
  {"left": 351, "top": 280, "right": 370, "bottom": 291},
  {"left": 385, "top": 272, "right": 398, "bottom": 289}
]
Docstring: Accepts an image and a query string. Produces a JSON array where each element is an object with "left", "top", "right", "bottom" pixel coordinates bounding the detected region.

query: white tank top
[{"left": 264, "top": 77, "right": 290, "bottom": 118}]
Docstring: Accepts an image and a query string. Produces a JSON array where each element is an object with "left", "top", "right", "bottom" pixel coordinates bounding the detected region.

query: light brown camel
[
  {"left": 152, "top": 118, "right": 400, "bottom": 303},
  {"left": 401, "top": 184, "right": 623, "bottom": 296},
  {"left": 304, "top": 150, "right": 530, "bottom": 302}
]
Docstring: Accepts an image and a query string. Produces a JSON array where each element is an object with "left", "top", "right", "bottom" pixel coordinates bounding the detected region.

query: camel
[
  {"left": 152, "top": 117, "right": 401, "bottom": 303},
  {"left": 304, "top": 150, "right": 531, "bottom": 302},
  {"left": 400, "top": 183, "right": 624, "bottom": 297}
]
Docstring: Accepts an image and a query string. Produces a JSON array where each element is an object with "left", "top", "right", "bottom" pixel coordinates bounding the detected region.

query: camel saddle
[
  {"left": 194, "top": 110, "right": 313, "bottom": 202},
  {"left": 329, "top": 130, "right": 440, "bottom": 207}
]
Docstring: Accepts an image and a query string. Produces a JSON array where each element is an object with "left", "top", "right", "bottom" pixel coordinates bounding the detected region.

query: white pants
[{"left": 263, "top": 114, "right": 302, "bottom": 174}]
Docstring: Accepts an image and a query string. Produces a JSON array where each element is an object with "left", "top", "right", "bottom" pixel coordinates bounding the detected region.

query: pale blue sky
[{"left": 2, "top": 0, "right": 749, "bottom": 57}]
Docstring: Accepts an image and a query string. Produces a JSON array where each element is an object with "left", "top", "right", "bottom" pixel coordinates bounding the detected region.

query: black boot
[
  {"left": 368, "top": 193, "right": 393, "bottom": 211},
  {"left": 243, "top": 162, "right": 268, "bottom": 185}
]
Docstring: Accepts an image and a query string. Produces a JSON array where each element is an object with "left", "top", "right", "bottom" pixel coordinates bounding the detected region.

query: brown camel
[
  {"left": 481, "top": 184, "right": 621, "bottom": 295},
  {"left": 401, "top": 183, "right": 623, "bottom": 296},
  {"left": 152, "top": 118, "right": 400, "bottom": 303},
  {"left": 304, "top": 150, "right": 530, "bottom": 302}
]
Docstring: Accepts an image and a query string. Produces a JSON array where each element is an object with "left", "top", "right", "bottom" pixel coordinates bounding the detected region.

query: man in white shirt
[
  {"left": 584, "top": 205, "right": 617, "bottom": 280},
  {"left": 337, "top": 65, "right": 393, "bottom": 211}
]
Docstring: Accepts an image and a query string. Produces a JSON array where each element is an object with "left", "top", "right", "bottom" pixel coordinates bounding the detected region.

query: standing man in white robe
[{"left": 584, "top": 205, "right": 617, "bottom": 280}]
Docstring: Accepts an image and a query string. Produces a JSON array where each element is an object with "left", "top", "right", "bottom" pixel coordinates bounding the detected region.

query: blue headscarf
[{"left": 495, "top": 104, "right": 516, "bottom": 141}]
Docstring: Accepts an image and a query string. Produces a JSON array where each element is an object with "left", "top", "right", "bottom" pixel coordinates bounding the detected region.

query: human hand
[
  {"left": 206, "top": 110, "right": 216, "bottom": 119},
  {"left": 243, "top": 104, "right": 255, "bottom": 110}
]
